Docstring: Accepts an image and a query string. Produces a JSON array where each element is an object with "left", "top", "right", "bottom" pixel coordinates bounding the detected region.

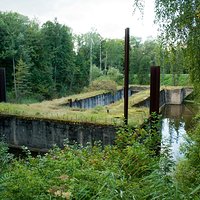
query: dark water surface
[{"left": 161, "top": 104, "right": 198, "bottom": 160}]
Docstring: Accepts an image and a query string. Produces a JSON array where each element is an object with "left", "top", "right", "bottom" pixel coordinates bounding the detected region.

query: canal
[{"left": 161, "top": 104, "right": 198, "bottom": 160}]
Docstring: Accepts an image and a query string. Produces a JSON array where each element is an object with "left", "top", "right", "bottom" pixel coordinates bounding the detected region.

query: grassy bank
[
  {"left": 0, "top": 89, "right": 150, "bottom": 127},
  {"left": 0, "top": 115, "right": 200, "bottom": 199}
]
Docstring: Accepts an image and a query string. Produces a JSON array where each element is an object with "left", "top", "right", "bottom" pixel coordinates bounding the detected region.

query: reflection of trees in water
[
  {"left": 161, "top": 104, "right": 198, "bottom": 160},
  {"left": 167, "top": 117, "right": 185, "bottom": 145},
  {"left": 162, "top": 104, "right": 198, "bottom": 144}
]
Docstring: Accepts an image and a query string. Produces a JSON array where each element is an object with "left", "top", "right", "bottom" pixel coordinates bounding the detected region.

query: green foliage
[
  {"left": 0, "top": 126, "right": 158, "bottom": 199},
  {"left": 102, "top": 39, "right": 124, "bottom": 72},
  {"left": 90, "top": 65, "right": 103, "bottom": 81},
  {"left": 155, "top": 0, "right": 200, "bottom": 92},
  {"left": 107, "top": 67, "right": 123, "bottom": 85},
  {"left": 161, "top": 74, "right": 190, "bottom": 86},
  {"left": 87, "top": 79, "right": 117, "bottom": 94},
  {"left": 0, "top": 142, "right": 13, "bottom": 173},
  {"left": 1, "top": 114, "right": 200, "bottom": 199},
  {"left": 15, "top": 58, "right": 31, "bottom": 99}
]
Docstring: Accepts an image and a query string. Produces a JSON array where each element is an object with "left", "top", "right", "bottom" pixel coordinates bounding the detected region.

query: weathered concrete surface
[
  {"left": 0, "top": 115, "right": 116, "bottom": 151},
  {"left": 64, "top": 86, "right": 150, "bottom": 109},
  {"left": 0, "top": 87, "right": 192, "bottom": 151},
  {"left": 133, "top": 88, "right": 193, "bottom": 108},
  {"left": 65, "top": 88, "right": 133, "bottom": 109},
  {"left": 165, "top": 88, "right": 193, "bottom": 104}
]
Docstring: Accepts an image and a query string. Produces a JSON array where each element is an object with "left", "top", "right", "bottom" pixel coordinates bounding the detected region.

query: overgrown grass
[
  {"left": 0, "top": 108, "right": 200, "bottom": 200},
  {"left": 0, "top": 89, "right": 150, "bottom": 127},
  {"left": 0, "top": 121, "right": 173, "bottom": 200},
  {"left": 0, "top": 86, "right": 191, "bottom": 127},
  {"left": 1, "top": 114, "right": 199, "bottom": 199}
]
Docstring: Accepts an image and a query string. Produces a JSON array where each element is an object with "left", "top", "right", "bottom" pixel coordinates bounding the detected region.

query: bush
[
  {"left": 90, "top": 65, "right": 103, "bottom": 81},
  {"left": 87, "top": 79, "right": 117, "bottom": 94},
  {"left": 1, "top": 115, "right": 200, "bottom": 199},
  {"left": 107, "top": 67, "right": 123, "bottom": 85}
]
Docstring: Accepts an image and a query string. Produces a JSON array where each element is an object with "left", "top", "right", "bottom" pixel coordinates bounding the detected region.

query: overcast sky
[{"left": 0, "top": 0, "right": 158, "bottom": 40}]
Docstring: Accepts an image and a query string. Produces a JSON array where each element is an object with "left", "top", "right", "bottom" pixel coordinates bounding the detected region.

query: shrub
[
  {"left": 1, "top": 115, "right": 200, "bottom": 199},
  {"left": 90, "top": 65, "right": 103, "bottom": 81},
  {"left": 87, "top": 79, "right": 117, "bottom": 94},
  {"left": 107, "top": 67, "right": 123, "bottom": 85}
]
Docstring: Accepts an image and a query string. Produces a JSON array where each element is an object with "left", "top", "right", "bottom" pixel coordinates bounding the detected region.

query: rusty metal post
[
  {"left": 150, "top": 66, "right": 160, "bottom": 115},
  {"left": 124, "top": 28, "right": 130, "bottom": 125},
  {"left": 0, "top": 68, "right": 6, "bottom": 102}
]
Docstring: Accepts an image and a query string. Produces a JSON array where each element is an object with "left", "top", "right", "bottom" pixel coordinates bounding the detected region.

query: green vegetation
[
  {"left": 0, "top": 11, "right": 191, "bottom": 103},
  {"left": 154, "top": 0, "right": 200, "bottom": 93},
  {"left": 0, "top": 0, "right": 199, "bottom": 198},
  {"left": 0, "top": 121, "right": 169, "bottom": 200},
  {"left": 85, "top": 79, "right": 118, "bottom": 94},
  {"left": 160, "top": 74, "right": 191, "bottom": 86},
  {"left": 0, "top": 114, "right": 200, "bottom": 199},
  {"left": 0, "top": 89, "right": 150, "bottom": 127},
  {"left": 130, "top": 74, "right": 190, "bottom": 86}
]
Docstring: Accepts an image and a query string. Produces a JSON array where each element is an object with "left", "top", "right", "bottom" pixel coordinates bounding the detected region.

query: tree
[
  {"left": 0, "top": 12, "right": 30, "bottom": 98},
  {"left": 132, "top": 0, "right": 199, "bottom": 88},
  {"left": 75, "top": 30, "right": 102, "bottom": 86},
  {"left": 15, "top": 58, "right": 30, "bottom": 99},
  {"left": 40, "top": 19, "right": 75, "bottom": 96},
  {"left": 103, "top": 39, "right": 124, "bottom": 73},
  {"left": 130, "top": 37, "right": 159, "bottom": 85},
  {"left": 154, "top": 0, "right": 200, "bottom": 90},
  {"left": 138, "top": 55, "right": 150, "bottom": 85}
]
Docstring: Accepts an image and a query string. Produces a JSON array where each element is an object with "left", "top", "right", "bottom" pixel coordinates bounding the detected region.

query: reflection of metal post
[
  {"left": 150, "top": 66, "right": 160, "bottom": 115},
  {"left": 124, "top": 28, "right": 130, "bottom": 125},
  {"left": 0, "top": 68, "right": 6, "bottom": 102}
]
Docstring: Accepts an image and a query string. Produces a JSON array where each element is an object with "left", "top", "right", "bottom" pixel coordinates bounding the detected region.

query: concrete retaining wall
[
  {"left": 0, "top": 87, "right": 192, "bottom": 151},
  {"left": 134, "top": 88, "right": 192, "bottom": 108},
  {"left": 165, "top": 88, "right": 193, "bottom": 104},
  {"left": 66, "top": 89, "right": 133, "bottom": 109},
  {"left": 0, "top": 115, "right": 116, "bottom": 151}
]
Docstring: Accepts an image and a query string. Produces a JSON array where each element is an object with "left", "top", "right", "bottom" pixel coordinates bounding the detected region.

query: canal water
[{"left": 161, "top": 104, "right": 198, "bottom": 160}]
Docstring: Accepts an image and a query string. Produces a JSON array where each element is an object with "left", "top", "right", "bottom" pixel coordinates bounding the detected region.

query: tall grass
[{"left": 0, "top": 116, "right": 199, "bottom": 199}]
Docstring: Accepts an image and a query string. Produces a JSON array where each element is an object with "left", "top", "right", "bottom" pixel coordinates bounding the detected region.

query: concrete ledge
[
  {"left": 0, "top": 115, "right": 116, "bottom": 150},
  {"left": 133, "top": 88, "right": 193, "bottom": 108}
]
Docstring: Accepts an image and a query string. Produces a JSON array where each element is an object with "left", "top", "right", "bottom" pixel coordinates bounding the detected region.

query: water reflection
[{"left": 161, "top": 104, "right": 198, "bottom": 160}]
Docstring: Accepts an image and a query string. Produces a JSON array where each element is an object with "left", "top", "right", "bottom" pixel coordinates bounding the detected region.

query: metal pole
[
  {"left": 150, "top": 66, "right": 160, "bottom": 115},
  {"left": 0, "top": 68, "right": 6, "bottom": 102},
  {"left": 124, "top": 28, "right": 130, "bottom": 125}
]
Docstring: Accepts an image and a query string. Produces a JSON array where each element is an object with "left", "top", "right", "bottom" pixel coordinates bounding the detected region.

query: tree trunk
[{"left": 13, "top": 56, "right": 17, "bottom": 99}]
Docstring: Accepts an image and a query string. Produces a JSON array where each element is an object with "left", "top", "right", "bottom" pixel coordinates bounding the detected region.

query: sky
[{"left": 0, "top": 0, "right": 158, "bottom": 40}]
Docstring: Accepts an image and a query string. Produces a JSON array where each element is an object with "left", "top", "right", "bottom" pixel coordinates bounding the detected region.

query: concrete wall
[
  {"left": 0, "top": 87, "right": 192, "bottom": 151},
  {"left": 134, "top": 88, "right": 192, "bottom": 108},
  {"left": 165, "top": 89, "right": 184, "bottom": 104},
  {"left": 0, "top": 115, "right": 116, "bottom": 151},
  {"left": 165, "top": 88, "right": 192, "bottom": 104},
  {"left": 66, "top": 89, "right": 134, "bottom": 109},
  {"left": 133, "top": 89, "right": 166, "bottom": 108}
]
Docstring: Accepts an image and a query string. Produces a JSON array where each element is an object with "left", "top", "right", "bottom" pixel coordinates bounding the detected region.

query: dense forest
[{"left": 0, "top": 11, "right": 189, "bottom": 102}]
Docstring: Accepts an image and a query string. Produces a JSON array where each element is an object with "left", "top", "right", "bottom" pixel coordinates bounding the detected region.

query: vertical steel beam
[
  {"left": 124, "top": 28, "right": 130, "bottom": 125},
  {"left": 0, "top": 68, "right": 6, "bottom": 102},
  {"left": 150, "top": 66, "right": 160, "bottom": 115}
]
